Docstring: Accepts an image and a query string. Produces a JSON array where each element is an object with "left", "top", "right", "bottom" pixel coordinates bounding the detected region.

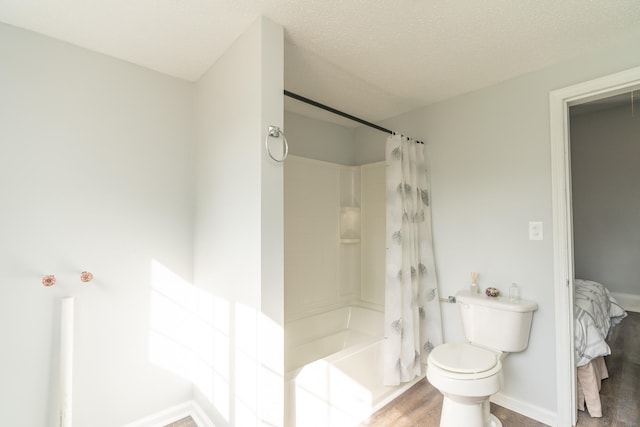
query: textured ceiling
[{"left": 2, "top": 1, "right": 640, "bottom": 126}]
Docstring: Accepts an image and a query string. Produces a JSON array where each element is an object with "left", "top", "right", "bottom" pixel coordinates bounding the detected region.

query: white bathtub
[{"left": 285, "top": 306, "right": 421, "bottom": 427}]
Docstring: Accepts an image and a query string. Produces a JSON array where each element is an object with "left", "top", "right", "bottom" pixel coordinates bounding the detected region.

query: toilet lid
[{"left": 429, "top": 343, "right": 497, "bottom": 374}]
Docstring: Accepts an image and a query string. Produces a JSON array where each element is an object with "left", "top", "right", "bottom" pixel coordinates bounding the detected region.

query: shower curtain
[{"left": 383, "top": 134, "right": 443, "bottom": 386}]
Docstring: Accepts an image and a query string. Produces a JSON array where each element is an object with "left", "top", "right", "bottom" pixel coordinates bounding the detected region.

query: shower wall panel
[
  {"left": 285, "top": 156, "right": 343, "bottom": 320},
  {"left": 360, "top": 162, "right": 386, "bottom": 307},
  {"left": 284, "top": 155, "right": 385, "bottom": 321}
]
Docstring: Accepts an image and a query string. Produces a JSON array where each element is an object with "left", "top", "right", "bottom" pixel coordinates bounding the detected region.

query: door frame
[{"left": 550, "top": 65, "right": 640, "bottom": 427}]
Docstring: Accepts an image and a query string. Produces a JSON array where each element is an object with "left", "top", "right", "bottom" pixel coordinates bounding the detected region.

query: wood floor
[
  {"left": 165, "top": 416, "right": 197, "bottom": 427},
  {"left": 360, "top": 378, "right": 547, "bottom": 427},
  {"left": 576, "top": 311, "right": 640, "bottom": 426},
  {"left": 362, "top": 311, "right": 640, "bottom": 427}
]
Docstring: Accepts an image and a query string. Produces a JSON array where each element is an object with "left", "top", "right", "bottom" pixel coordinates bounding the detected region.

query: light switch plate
[{"left": 529, "top": 221, "right": 543, "bottom": 240}]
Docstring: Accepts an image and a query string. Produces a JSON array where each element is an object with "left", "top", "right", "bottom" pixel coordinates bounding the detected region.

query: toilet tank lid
[{"left": 456, "top": 290, "right": 538, "bottom": 312}]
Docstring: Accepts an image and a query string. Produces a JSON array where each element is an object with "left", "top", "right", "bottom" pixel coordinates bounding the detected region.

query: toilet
[{"left": 426, "top": 290, "right": 538, "bottom": 427}]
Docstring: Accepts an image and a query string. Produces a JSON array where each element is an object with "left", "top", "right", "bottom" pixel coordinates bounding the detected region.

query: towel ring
[{"left": 265, "top": 125, "right": 288, "bottom": 162}]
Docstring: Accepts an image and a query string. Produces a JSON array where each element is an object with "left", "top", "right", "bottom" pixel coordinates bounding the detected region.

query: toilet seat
[{"left": 429, "top": 343, "right": 502, "bottom": 380}]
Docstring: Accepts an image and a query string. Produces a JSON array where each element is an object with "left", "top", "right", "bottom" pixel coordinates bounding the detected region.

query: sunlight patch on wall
[
  {"left": 295, "top": 359, "right": 372, "bottom": 427},
  {"left": 149, "top": 260, "right": 197, "bottom": 381},
  {"left": 232, "top": 302, "right": 285, "bottom": 425},
  {"left": 149, "top": 260, "right": 284, "bottom": 425},
  {"left": 259, "top": 313, "right": 284, "bottom": 426},
  {"left": 197, "top": 291, "right": 230, "bottom": 421},
  {"left": 149, "top": 259, "right": 232, "bottom": 422},
  {"left": 235, "top": 303, "right": 258, "bottom": 425}
]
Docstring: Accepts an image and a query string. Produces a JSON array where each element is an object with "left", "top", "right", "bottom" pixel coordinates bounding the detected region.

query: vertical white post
[{"left": 60, "top": 297, "right": 74, "bottom": 427}]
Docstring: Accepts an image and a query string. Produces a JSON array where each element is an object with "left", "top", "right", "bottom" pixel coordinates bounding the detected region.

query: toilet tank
[{"left": 456, "top": 290, "right": 538, "bottom": 352}]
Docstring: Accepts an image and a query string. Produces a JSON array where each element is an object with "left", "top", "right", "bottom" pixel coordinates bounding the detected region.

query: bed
[{"left": 574, "top": 279, "right": 627, "bottom": 417}]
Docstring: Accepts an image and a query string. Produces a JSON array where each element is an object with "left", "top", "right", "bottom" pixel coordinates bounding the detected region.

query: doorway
[{"left": 550, "top": 66, "right": 640, "bottom": 426}]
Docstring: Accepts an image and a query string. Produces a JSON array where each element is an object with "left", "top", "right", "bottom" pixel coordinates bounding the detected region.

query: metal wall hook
[{"left": 265, "top": 125, "right": 288, "bottom": 162}]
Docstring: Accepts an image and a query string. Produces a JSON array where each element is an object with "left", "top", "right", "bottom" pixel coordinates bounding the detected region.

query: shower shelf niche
[
  {"left": 340, "top": 206, "right": 361, "bottom": 243},
  {"left": 340, "top": 167, "right": 361, "bottom": 243}
]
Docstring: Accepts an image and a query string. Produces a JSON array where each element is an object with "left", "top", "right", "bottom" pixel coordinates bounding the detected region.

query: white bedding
[{"left": 574, "top": 279, "right": 626, "bottom": 367}]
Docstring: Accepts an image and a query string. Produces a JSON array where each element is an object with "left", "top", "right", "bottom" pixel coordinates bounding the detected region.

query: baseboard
[
  {"left": 188, "top": 401, "right": 215, "bottom": 427},
  {"left": 490, "top": 393, "right": 556, "bottom": 426},
  {"left": 610, "top": 292, "right": 640, "bottom": 313},
  {"left": 121, "top": 400, "right": 215, "bottom": 427}
]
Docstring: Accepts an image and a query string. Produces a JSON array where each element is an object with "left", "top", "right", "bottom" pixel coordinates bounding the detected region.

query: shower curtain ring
[{"left": 265, "top": 125, "right": 288, "bottom": 162}]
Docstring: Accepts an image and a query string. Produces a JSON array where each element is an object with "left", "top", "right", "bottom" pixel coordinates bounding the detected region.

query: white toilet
[{"left": 426, "top": 290, "right": 538, "bottom": 427}]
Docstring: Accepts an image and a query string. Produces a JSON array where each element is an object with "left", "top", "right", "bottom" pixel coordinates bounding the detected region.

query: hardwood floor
[
  {"left": 577, "top": 311, "right": 640, "bottom": 426},
  {"left": 362, "top": 311, "right": 640, "bottom": 427},
  {"left": 360, "top": 378, "right": 547, "bottom": 427},
  {"left": 165, "top": 416, "right": 197, "bottom": 427}
]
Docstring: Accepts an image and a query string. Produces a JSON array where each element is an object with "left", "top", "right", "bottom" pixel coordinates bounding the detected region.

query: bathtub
[{"left": 284, "top": 306, "right": 421, "bottom": 427}]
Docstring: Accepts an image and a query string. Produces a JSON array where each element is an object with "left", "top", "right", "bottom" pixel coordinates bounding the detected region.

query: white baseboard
[
  {"left": 491, "top": 393, "right": 556, "bottom": 426},
  {"left": 610, "top": 292, "right": 640, "bottom": 313},
  {"left": 188, "top": 401, "right": 215, "bottom": 427},
  {"left": 121, "top": 400, "right": 215, "bottom": 427}
]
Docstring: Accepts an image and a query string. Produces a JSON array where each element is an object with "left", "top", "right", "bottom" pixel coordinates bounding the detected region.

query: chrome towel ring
[{"left": 265, "top": 125, "right": 288, "bottom": 162}]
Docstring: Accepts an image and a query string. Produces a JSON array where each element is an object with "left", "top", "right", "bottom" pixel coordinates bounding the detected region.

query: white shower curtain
[{"left": 383, "top": 134, "right": 443, "bottom": 386}]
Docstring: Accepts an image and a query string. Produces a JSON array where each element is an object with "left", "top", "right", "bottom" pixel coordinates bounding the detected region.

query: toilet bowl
[
  {"left": 427, "top": 343, "right": 504, "bottom": 427},
  {"left": 427, "top": 290, "right": 538, "bottom": 427}
]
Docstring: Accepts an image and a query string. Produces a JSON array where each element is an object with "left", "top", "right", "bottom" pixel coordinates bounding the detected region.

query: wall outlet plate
[{"left": 529, "top": 221, "right": 543, "bottom": 240}]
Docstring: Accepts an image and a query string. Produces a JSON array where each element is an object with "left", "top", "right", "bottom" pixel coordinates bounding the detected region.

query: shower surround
[{"left": 284, "top": 156, "right": 413, "bottom": 425}]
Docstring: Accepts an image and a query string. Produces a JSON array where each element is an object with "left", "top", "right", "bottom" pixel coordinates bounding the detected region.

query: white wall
[
  {"left": 571, "top": 105, "right": 640, "bottom": 295},
  {"left": 0, "top": 23, "right": 195, "bottom": 426},
  {"left": 284, "top": 111, "right": 356, "bottom": 165},
  {"left": 354, "top": 32, "right": 640, "bottom": 422},
  {"left": 194, "top": 16, "right": 284, "bottom": 427}
]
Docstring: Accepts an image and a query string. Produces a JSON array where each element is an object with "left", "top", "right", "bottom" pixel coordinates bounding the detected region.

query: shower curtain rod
[{"left": 283, "top": 90, "right": 423, "bottom": 144}]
